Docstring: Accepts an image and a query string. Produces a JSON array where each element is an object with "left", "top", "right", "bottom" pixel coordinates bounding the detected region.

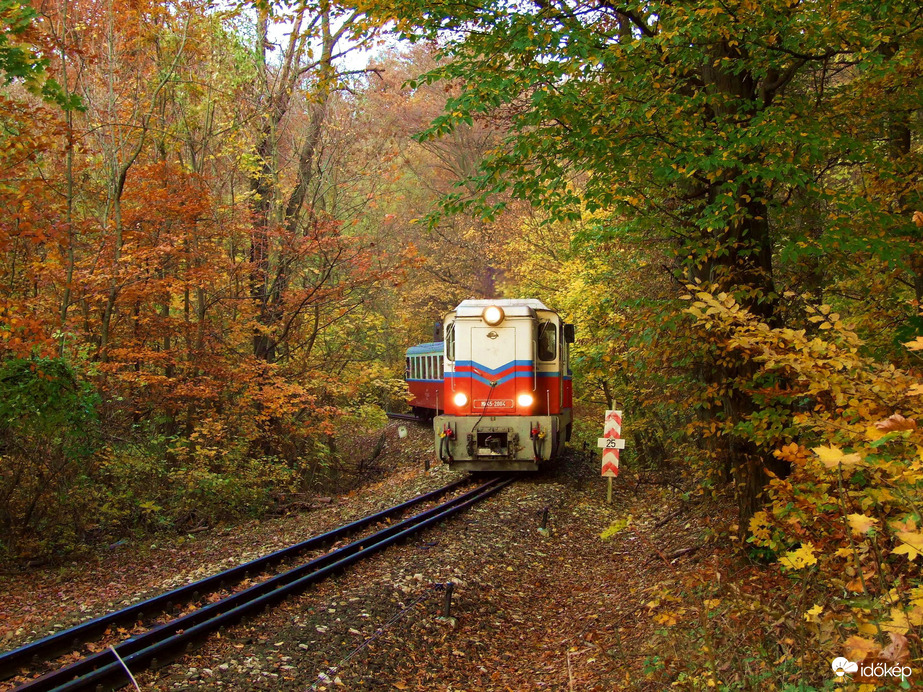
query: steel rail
[
  {"left": 0, "top": 477, "right": 470, "bottom": 681},
  {"left": 12, "top": 476, "right": 513, "bottom": 692}
]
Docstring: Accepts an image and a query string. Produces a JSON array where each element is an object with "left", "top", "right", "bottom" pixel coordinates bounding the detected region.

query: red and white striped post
[{"left": 598, "top": 410, "right": 625, "bottom": 503}]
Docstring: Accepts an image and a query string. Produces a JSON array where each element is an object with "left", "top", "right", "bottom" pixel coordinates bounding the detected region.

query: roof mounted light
[{"left": 483, "top": 305, "right": 505, "bottom": 326}]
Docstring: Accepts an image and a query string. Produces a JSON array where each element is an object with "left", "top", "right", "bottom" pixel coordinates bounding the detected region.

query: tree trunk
[{"left": 693, "top": 42, "right": 787, "bottom": 530}]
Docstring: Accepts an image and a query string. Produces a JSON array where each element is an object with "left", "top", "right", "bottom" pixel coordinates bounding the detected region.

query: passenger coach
[{"left": 405, "top": 341, "right": 443, "bottom": 418}]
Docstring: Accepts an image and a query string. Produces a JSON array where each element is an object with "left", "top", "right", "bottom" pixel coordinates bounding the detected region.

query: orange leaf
[{"left": 844, "top": 635, "right": 879, "bottom": 661}]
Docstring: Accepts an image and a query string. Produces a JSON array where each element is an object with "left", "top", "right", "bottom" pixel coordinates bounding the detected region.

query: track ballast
[{"left": 3, "top": 475, "right": 513, "bottom": 692}]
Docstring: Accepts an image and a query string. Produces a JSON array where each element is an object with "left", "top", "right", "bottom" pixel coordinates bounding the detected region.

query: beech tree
[{"left": 245, "top": 1, "right": 383, "bottom": 363}]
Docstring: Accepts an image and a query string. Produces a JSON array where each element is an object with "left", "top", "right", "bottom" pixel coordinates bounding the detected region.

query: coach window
[
  {"left": 538, "top": 321, "right": 557, "bottom": 361},
  {"left": 445, "top": 322, "right": 455, "bottom": 362}
]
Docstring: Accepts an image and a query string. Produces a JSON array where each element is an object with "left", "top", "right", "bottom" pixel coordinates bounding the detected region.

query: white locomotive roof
[{"left": 454, "top": 298, "right": 550, "bottom": 314}]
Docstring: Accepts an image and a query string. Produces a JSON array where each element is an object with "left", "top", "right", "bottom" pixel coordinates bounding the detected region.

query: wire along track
[{"left": 6, "top": 475, "right": 513, "bottom": 692}]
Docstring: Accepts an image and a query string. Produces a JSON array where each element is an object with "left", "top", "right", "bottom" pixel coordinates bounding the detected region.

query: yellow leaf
[
  {"left": 600, "top": 515, "right": 632, "bottom": 540},
  {"left": 858, "top": 621, "right": 878, "bottom": 635},
  {"left": 882, "top": 608, "right": 910, "bottom": 635},
  {"left": 908, "top": 606, "right": 923, "bottom": 627},
  {"left": 840, "top": 453, "right": 862, "bottom": 467},
  {"left": 813, "top": 445, "right": 843, "bottom": 467},
  {"left": 779, "top": 543, "right": 818, "bottom": 570},
  {"left": 865, "top": 425, "right": 887, "bottom": 441},
  {"left": 804, "top": 604, "right": 823, "bottom": 621},
  {"left": 892, "top": 532, "right": 923, "bottom": 560},
  {"left": 847, "top": 514, "right": 877, "bottom": 535},
  {"left": 749, "top": 511, "right": 771, "bottom": 540},
  {"left": 812, "top": 445, "right": 862, "bottom": 469},
  {"left": 904, "top": 336, "right": 923, "bottom": 351}
]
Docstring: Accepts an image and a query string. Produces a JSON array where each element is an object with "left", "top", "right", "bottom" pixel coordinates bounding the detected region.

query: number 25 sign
[{"left": 597, "top": 410, "right": 624, "bottom": 478}]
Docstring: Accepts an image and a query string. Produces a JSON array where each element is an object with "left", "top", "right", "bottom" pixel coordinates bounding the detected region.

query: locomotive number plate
[{"left": 474, "top": 399, "right": 513, "bottom": 409}]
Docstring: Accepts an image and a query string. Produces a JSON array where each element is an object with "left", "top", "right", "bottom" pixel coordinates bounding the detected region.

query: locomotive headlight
[
  {"left": 482, "top": 305, "right": 505, "bottom": 326},
  {"left": 453, "top": 392, "right": 468, "bottom": 407},
  {"left": 517, "top": 393, "right": 534, "bottom": 407}
]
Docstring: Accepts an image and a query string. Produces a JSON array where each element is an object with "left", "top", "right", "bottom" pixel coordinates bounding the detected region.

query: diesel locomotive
[{"left": 405, "top": 299, "right": 574, "bottom": 471}]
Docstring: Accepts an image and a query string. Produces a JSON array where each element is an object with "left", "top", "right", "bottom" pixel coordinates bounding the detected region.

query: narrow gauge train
[{"left": 405, "top": 299, "right": 574, "bottom": 471}]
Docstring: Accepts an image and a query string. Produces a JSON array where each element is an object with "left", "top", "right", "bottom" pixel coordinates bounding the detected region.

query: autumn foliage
[
  {"left": 367, "top": 0, "right": 923, "bottom": 682},
  {"left": 1, "top": 0, "right": 922, "bottom": 684},
  {"left": 0, "top": 0, "right": 418, "bottom": 558}
]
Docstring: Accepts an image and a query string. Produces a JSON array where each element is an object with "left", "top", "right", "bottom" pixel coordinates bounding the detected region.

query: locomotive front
[{"left": 434, "top": 299, "right": 574, "bottom": 471}]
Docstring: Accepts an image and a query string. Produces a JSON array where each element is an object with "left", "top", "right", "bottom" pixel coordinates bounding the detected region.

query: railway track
[{"left": 3, "top": 475, "right": 514, "bottom": 692}]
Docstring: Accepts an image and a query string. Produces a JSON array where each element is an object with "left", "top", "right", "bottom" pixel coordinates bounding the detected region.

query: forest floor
[{"left": 0, "top": 422, "right": 813, "bottom": 691}]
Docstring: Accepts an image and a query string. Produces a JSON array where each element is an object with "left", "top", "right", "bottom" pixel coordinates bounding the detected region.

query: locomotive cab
[{"left": 434, "top": 299, "right": 573, "bottom": 472}]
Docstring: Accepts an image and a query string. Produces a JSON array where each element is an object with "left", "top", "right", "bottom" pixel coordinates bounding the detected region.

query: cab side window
[
  {"left": 538, "top": 321, "right": 557, "bottom": 361},
  {"left": 445, "top": 322, "right": 455, "bottom": 362}
]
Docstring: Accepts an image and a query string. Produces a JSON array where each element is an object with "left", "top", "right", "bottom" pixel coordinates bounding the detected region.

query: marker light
[
  {"left": 483, "top": 305, "right": 505, "bottom": 326},
  {"left": 453, "top": 392, "right": 469, "bottom": 407},
  {"left": 517, "top": 393, "right": 534, "bottom": 407}
]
